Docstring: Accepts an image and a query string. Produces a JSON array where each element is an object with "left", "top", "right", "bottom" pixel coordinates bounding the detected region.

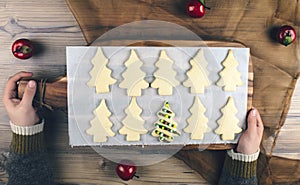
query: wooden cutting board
[
  {"left": 17, "top": 40, "right": 252, "bottom": 150},
  {"left": 91, "top": 39, "right": 254, "bottom": 150},
  {"left": 65, "top": 0, "right": 299, "bottom": 154},
  {"left": 17, "top": 40, "right": 249, "bottom": 150}
]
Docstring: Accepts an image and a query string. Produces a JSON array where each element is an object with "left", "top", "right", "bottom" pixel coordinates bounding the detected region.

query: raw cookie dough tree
[
  {"left": 214, "top": 96, "right": 242, "bottom": 140},
  {"left": 119, "top": 97, "right": 148, "bottom": 141},
  {"left": 184, "top": 96, "right": 211, "bottom": 140},
  {"left": 119, "top": 49, "right": 149, "bottom": 96},
  {"left": 151, "top": 50, "right": 180, "bottom": 96},
  {"left": 183, "top": 49, "right": 210, "bottom": 94},
  {"left": 151, "top": 101, "right": 180, "bottom": 142},
  {"left": 86, "top": 99, "right": 115, "bottom": 142},
  {"left": 87, "top": 47, "right": 116, "bottom": 93},
  {"left": 216, "top": 49, "right": 243, "bottom": 92}
]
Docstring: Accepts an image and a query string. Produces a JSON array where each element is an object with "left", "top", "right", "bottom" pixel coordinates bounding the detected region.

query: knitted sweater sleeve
[
  {"left": 6, "top": 121, "right": 53, "bottom": 185},
  {"left": 218, "top": 149, "right": 260, "bottom": 185}
]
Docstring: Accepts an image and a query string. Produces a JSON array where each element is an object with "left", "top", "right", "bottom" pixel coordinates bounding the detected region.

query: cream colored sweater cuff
[
  {"left": 10, "top": 120, "right": 44, "bottom": 136},
  {"left": 227, "top": 149, "right": 260, "bottom": 162}
]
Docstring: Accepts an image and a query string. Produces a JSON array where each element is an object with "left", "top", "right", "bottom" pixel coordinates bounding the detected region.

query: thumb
[
  {"left": 246, "top": 109, "right": 258, "bottom": 132},
  {"left": 20, "top": 80, "right": 37, "bottom": 107}
]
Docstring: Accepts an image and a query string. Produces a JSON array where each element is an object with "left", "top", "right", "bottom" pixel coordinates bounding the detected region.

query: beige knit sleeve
[
  {"left": 9, "top": 120, "right": 45, "bottom": 154},
  {"left": 227, "top": 149, "right": 260, "bottom": 162},
  {"left": 10, "top": 120, "right": 44, "bottom": 136}
]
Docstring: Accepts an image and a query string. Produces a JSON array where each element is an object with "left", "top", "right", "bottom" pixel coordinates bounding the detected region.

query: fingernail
[
  {"left": 28, "top": 80, "right": 36, "bottom": 88},
  {"left": 252, "top": 109, "right": 256, "bottom": 117}
]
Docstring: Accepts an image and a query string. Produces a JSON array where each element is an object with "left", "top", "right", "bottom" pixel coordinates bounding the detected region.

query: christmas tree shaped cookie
[
  {"left": 87, "top": 47, "right": 116, "bottom": 93},
  {"left": 214, "top": 96, "right": 242, "bottom": 140},
  {"left": 183, "top": 49, "right": 210, "bottom": 94},
  {"left": 151, "top": 50, "right": 180, "bottom": 96},
  {"left": 86, "top": 99, "right": 115, "bottom": 142},
  {"left": 216, "top": 49, "right": 243, "bottom": 92},
  {"left": 184, "top": 96, "right": 211, "bottom": 140},
  {"left": 119, "top": 49, "right": 149, "bottom": 96},
  {"left": 119, "top": 97, "right": 148, "bottom": 141},
  {"left": 151, "top": 101, "right": 180, "bottom": 142}
]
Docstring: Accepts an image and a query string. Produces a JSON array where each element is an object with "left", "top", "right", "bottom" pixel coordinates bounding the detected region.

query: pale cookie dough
[
  {"left": 151, "top": 50, "right": 180, "bottom": 96},
  {"left": 183, "top": 49, "right": 210, "bottom": 94},
  {"left": 214, "top": 96, "right": 242, "bottom": 140},
  {"left": 87, "top": 48, "right": 116, "bottom": 93},
  {"left": 119, "top": 49, "right": 149, "bottom": 96},
  {"left": 216, "top": 49, "right": 243, "bottom": 92},
  {"left": 119, "top": 97, "right": 148, "bottom": 141},
  {"left": 86, "top": 99, "right": 115, "bottom": 142},
  {"left": 184, "top": 96, "right": 211, "bottom": 140},
  {"left": 151, "top": 101, "right": 180, "bottom": 142}
]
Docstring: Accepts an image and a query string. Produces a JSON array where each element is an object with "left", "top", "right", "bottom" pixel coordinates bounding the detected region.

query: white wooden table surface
[{"left": 273, "top": 80, "right": 300, "bottom": 159}]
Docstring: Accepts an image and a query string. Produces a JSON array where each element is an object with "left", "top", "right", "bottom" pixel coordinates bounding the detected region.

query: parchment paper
[{"left": 67, "top": 46, "right": 249, "bottom": 146}]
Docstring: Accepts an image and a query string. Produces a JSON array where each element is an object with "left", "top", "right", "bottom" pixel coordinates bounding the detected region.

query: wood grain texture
[
  {"left": 17, "top": 40, "right": 253, "bottom": 150},
  {"left": 66, "top": 0, "right": 300, "bottom": 154},
  {"left": 0, "top": 1, "right": 209, "bottom": 185},
  {"left": 0, "top": 0, "right": 86, "bottom": 151},
  {"left": 43, "top": 110, "right": 209, "bottom": 185},
  {"left": 18, "top": 77, "right": 68, "bottom": 110},
  {"left": 0, "top": 0, "right": 299, "bottom": 185},
  {"left": 273, "top": 79, "right": 300, "bottom": 159},
  {"left": 65, "top": 0, "right": 300, "bottom": 184}
]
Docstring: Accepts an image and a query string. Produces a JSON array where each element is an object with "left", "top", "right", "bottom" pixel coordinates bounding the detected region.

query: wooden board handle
[{"left": 17, "top": 77, "right": 67, "bottom": 110}]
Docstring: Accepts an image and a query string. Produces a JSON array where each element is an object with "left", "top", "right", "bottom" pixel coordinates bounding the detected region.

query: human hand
[
  {"left": 2, "top": 71, "right": 40, "bottom": 126},
  {"left": 236, "top": 108, "right": 264, "bottom": 155}
]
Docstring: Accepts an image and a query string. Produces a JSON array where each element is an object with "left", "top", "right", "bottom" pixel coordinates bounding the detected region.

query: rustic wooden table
[
  {"left": 0, "top": 0, "right": 299, "bottom": 185},
  {"left": 0, "top": 1, "right": 208, "bottom": 184}
]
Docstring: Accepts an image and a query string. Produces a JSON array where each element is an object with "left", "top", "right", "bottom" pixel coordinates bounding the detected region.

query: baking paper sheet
[{"left": 67, "top": 46, "right": 249, "bottom": 146}]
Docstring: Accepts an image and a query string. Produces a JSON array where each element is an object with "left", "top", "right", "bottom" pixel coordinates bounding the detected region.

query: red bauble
[
  {"left": 12, "top": 39, "right": 34, "bottom": 59},
  {"left": 115, "top": 160, "right": 138, "bottom": 181},
  {"left": 277, "top": 25, "right": 297, "bottom": 46},
  {"left": 186, "top": 0, "right": 208, "bottom": 18}
]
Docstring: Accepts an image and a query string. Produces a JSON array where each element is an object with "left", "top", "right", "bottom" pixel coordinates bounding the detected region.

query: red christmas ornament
[
  {"left": 115, "top": 160, "right": 139, "bottom": 181},
  {"left": 186, "top": 0, "right": 210, "bottom": 18},
  {"left": 277, "top": 25, "right": 297, "bottom": 46},
  {"left": 12, "top": 39, "right": 34, "bottom": 59}
]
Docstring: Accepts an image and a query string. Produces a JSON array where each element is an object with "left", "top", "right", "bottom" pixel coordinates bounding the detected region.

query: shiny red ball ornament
[
  {"left": 12, "top": 39, "right": 34, "bottom": 59},
  {"left": 277, "top": 25, "right": 297, "bottom": 46},
  {"left": 115, "top": 160, "right": 139, "bottom": 181},
  {"left": 186, "top": 0, "right": 209, "bottom": 18}
]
